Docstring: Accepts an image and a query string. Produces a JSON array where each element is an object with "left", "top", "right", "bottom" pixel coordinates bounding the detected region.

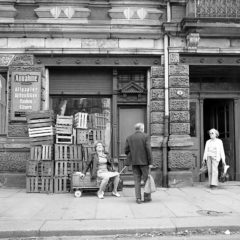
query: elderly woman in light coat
[{"left": 203, "top": 128, "right": 226, "bottom": 189}]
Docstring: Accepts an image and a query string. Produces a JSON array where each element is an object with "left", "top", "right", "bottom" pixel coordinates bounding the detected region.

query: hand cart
[{"left": 72, "top": 166, "right": 127, "bottom": 197}]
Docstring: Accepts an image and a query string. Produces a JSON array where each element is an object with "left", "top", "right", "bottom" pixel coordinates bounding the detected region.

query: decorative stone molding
[
  {"left": 10, "top": 54, "right": 34, "bottom": 66},
  {"left": 108, "top": 7, "right": 163, "bottom": 25},
  {"left": 0, "top": 54, "right": 14, "bottom": 66},
  {"left": 0, "top": 4, "right": 17, "bottom": 23},
  {"left": 186, "top": 33, "right": 200, "bottom": 50},
  {"left": 169, "top": 53, "right": 180, "bottom": 65},
  {"left": 34, "top": 6, "right": 91, "bottom": 23}
]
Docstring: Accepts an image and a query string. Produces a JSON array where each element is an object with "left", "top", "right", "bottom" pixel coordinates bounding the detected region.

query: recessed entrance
[{"left": 203, "top": 99, "right": 235, "bottom": 180}]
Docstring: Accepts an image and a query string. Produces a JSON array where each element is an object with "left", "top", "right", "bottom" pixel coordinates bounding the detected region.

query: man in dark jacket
[{"left": 124, "top": 123, "right": 153, "bottom": 204}]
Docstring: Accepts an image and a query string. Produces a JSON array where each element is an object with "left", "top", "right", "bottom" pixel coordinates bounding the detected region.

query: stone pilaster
[
  {"left": 168, "top": 53, "right": 193, "bottom": 187},
  {"left": 150, "top": 66, "right": 164, "bottom": 170}
]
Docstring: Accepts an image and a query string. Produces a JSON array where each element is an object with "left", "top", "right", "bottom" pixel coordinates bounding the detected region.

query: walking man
[{"left": 124, "top": 123, "right": 153, "bottom": 204}]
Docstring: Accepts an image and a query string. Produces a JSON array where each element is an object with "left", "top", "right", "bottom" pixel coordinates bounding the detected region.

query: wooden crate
[
  {"left": 74, "top": 112, "right": 88, "bottom": 129},
  {"left": 82, "top": 144, "right": 95, "bottom": 161},
  {"left": 56, "top": 133, "right": 73, "bottom": 144},
  {"left": 55, "top": 161, "right": 83, "bottom": 176},
  {"left": 26, "top": 110, "right": 54, "bottom": 129},
  {"left": 76, "top": 129, "right": 89, "bottom": 144},
  {"left": 28, "top": 126, "right": 54, "bottom": 138},
  {"left": 30, "top": 145, "right": 53, "bottom": 161},
  {"left": 54, "top": 144, "right": 82, "bottom": 161},
  {"left": 26, "top": 160, "right": 54, "bottom": 177},
  {"left": 71, "top": 173, "right": 99, "bottom": 188},
  {"left": 54, "top": 176, "right": 71, "bottom": 193},
  {"left": 56, "top": 115, "right": 73, "bottom": 134},
  {"left": 26, "top": 161, "right": 39, "bottom": 176},
  {"left": 89, "top": 113, "right": 108, "bottom": 130},
  {"left": 40, "top": 161, "right": 54, "bottom": 176},
  {"left": 26, "top": 176, "right": 53, "bottom": 193},
  {"left": 89, "top": 130, "right": 105, "bottom": 144},
  {"left": 29, "top": 135, "right": 54, "bottom": 146}
]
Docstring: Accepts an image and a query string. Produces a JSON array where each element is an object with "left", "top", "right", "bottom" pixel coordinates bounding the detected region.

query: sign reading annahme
[{"left": 11, "top": 71, "right": 41, "bottom": 121}]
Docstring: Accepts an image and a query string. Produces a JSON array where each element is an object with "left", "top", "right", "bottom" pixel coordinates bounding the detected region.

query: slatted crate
[
  {"left": 55, "top": 161, "right": 83, "bottom": 176},
  {"left": 26, "top": 161, "right": 39, "bottom": 176},
  {"left": 40, "top": 161, "right": 54, "bottom": 176},
  {"left": 74, "top": 112, "right": 88, "bottom": 129},
  {"left": 30, "top": 145, "right": 53, "bottom": 161},
  {"left": 56, "top": 115, "right": 73, "bottom": 134},
  {"left": 75, "top": 129, "right": 89, "bottom": 144},
  {"left": 54, "top": 176, "right": 71, "bottom": 193},
  {"left": 26, "top": 161, "right": 54, "bottom": 177},
  {"left": 82, "top": 144, "right": 95, "bottom": 161},
  {"left": 56, "top": 133, "right": 73, "bottom": 144},
  {"left": 27, "top": 110, "right": 55, "bottom": 146},
  {"left": 26, "top": 110, "right": 54, "bottom": 128},
  {"left": 89, "top": 130, "right": 105, "bottom": 144},
  {"left": 54, "top": 144, "right": 82, "bottom": 161},
  {"left": 89, "top": 113, "right": 107, "bottom": 130},
  {"left": 26, "top": 176, "right": 54, "bottom": 193}
]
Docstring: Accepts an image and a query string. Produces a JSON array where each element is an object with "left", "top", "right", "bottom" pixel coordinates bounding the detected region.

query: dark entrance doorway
[{"left": 203, "top": 99, "right": 235, "bottom": 180}]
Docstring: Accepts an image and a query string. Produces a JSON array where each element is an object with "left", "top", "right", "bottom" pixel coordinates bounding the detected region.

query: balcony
[{"left": 187, "top": 0, "right": 240, "bottom": 18}]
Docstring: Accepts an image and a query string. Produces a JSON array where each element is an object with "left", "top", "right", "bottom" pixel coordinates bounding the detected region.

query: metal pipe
[{"left": 162, "top": 0, "right": 170, "bottom": 188}]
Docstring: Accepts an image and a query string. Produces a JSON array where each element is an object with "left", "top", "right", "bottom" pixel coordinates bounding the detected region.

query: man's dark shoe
[{"left": 136, "top": 199, "right": 142, "bottom": 204}]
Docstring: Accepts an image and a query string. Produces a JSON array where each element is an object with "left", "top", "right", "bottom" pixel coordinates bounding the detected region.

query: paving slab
[{"left": 0, "top": 183, "right": 240, "bottom": 238}]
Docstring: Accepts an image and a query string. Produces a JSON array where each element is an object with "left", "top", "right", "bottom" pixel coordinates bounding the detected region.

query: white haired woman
[{"left": 202, "top": 128, "right": 226, "bottom": 189}]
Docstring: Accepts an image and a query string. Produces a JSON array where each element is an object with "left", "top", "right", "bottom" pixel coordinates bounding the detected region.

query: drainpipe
[{"left": 162, "top": 0, "right": 171, "bottom": 188}]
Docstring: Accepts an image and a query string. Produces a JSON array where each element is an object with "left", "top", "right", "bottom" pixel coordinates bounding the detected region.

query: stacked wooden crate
[
  {"left": 26, "top": 145, "right": 54, "bottom": 193},
  {"left": 56, "top": 115, "right": 74, "bottom": 144},
  {"left": 54, "top": 144, "right": 83, "bottom": 193},
  {"left": 27, "top": 110, "right": 55, "bottom": 146}
]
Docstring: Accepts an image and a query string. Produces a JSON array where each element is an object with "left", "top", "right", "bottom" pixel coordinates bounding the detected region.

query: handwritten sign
[{"left": 11, "top": 71, "right": 41, "bottom": 120}]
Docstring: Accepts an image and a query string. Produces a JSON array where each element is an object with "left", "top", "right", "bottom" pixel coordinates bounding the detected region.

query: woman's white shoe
[
  {"left": 112, "top": 191, "right": 120, "bottom": 197},
  {"left": 97, "top": 191, "right": 104, "bottom": 199}
]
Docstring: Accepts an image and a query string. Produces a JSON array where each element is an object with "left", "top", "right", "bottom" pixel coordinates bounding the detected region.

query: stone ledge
[{"left": 168, "top": 170, "right": 193, "bottom": 187}]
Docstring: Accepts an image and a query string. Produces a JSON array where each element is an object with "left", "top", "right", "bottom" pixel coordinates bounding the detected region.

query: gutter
[{"left": 162, "top": 0, "right": 171, "bottom": 188}]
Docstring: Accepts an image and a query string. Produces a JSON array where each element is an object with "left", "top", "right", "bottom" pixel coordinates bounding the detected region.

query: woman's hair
[
  {"left": 209, "top": 128, "right": 219, "bottom": 137},
  {"left": 94, "top": 141, "right": 105, "bottom": 151}
]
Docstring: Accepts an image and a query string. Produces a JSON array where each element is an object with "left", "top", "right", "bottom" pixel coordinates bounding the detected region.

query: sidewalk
[{"left": 0, "top": 182, "right": 240, "bottom": 238}]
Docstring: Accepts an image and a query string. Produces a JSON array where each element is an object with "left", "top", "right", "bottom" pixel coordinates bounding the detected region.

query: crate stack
[
  {"left": 56, "top": 115, "right": 74, "bottom": 144},
  {"left": 26, "top": 145, "right": 54, "bottom": 193},
  {"left": 27, "top": 110, "right": 55, "bottom": 146},
  {"left": 54, "top": 144, "right": 83, "bottom": 193}
]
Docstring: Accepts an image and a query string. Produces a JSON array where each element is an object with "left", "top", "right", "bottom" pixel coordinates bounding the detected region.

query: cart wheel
[{"left": 74, "top": 190, "right": 82, "bottom": 198}]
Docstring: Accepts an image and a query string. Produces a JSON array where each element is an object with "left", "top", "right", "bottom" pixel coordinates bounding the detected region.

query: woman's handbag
[
  {"left": 144, "top": 174, "right": 156, "bottom": 194},
  {"left": 199, "top": 161, "right": 208, "bottom": 175}
]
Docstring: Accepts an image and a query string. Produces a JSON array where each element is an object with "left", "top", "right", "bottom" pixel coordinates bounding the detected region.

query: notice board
[{"left": 11, "top": 69, "right": 41, "bottom": 121}]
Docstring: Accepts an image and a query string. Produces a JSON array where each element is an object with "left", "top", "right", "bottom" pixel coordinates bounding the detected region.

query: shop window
[
  {"left": 50, "top": 96, "right": 111, "bottom": 151},
  {"left": 0, "top": 74, "right": 7, "bottom": 135}
]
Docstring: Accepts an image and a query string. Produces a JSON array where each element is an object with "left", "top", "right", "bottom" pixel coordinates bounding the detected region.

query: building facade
[{"left": 0, "top": 0, "right": 240, "bottom": 188}]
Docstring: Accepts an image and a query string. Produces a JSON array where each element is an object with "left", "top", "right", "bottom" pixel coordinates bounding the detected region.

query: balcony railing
[{"left": 187, "top": 0, "right": 240, "bottom": 18}]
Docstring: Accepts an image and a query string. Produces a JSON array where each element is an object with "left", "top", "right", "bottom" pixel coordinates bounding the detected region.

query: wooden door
[
  {"left": 118, "top": 107, "right": 146, "bottom": 173},
  {"left": 204, "top": 99, "right": 235, "bottom": 180}
]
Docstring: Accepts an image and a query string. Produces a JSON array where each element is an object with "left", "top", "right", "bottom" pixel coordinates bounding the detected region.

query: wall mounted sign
[{"left": 11, "top": 71, "right": 41, "bottom": 121}]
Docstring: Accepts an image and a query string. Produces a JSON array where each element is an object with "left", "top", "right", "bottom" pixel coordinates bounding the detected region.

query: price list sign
[{"left": 11, "top": 71, "right": 41, "bottom": 121}]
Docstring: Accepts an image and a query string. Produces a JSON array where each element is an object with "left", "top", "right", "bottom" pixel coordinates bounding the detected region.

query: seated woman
[{"left": 82, "top": 141, "right": 121, "bottom": 199}]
